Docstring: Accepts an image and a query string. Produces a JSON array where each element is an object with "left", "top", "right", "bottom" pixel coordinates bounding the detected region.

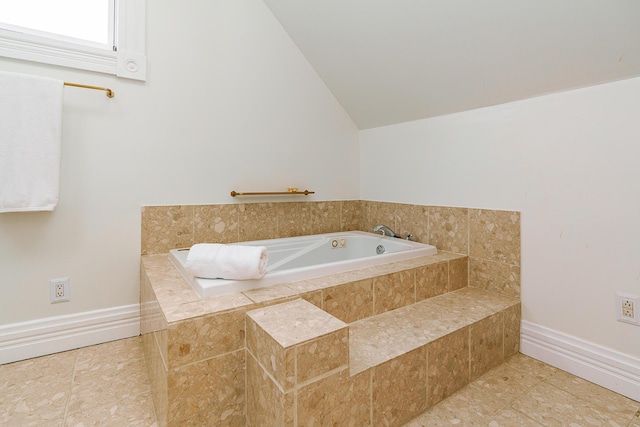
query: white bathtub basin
[{"left": 169, "top": 230, "right": 437, "bottom": 298}]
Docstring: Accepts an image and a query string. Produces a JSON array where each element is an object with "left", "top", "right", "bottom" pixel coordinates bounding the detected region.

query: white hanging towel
[{"left": 0, "top": 71, "right": 63, "bottom": 212}]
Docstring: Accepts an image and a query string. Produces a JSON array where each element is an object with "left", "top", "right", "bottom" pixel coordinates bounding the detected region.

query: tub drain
[{"left": 376, "top": 245, "right": 385, "bottom": 255}]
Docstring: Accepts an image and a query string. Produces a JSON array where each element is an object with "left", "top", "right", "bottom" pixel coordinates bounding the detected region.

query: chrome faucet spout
[{"left": 373, "top": 224, "right": 399, "bottom": 238}]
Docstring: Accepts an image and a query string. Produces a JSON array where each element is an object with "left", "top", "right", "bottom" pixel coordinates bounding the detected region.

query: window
[
  {"left": 0, "top": 0, "right": 146, "bottom": 81},
  {"left": 0, "top": 0, "right": 114, "bottom": 48}
]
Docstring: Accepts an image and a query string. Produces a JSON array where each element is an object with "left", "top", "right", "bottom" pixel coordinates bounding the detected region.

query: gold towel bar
[
  {"left": 230, "top": 189, "right": 315, "bottom": 197},
  {"left": 64, "top": 82, "right": 114, "bottom": 98}
]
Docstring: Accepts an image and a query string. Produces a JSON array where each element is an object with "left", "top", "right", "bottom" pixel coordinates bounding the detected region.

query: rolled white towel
[{"left": 186, "top": 243, "right": 268, "bottom": 280}]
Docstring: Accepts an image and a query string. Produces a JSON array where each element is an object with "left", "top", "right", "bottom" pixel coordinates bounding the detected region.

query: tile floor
[
  {"left": 0, "top": 337, "right": 155, "bottom": 426},
  {"left": 1, "top": 336, "right": 638, "bottom": 427}
]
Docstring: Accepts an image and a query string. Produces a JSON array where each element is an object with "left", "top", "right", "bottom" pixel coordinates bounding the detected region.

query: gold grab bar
[
  {"left": 231, "top": 188, "right": 315, "bottom": 197},
  {"left": 64, "top": 82, "right": 114, "bottom": 98}
]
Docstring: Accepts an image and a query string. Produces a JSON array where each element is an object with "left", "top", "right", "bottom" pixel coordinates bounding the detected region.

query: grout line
[
  {"left": 413, "top": 268, "right": 417, "bottom": 303},
  {"left": 447, "top": 260, "right": 451, "bottom": 293},
  {"left": 425, "top": 343, "right": 430, "bottom": 410},
  {"left": 293, "top": 345, "right": 298, "bottom": 427},
  {"left": 243, "top": 317, "right": 248, "bottom": 424},
  {"left": 245, "top": 345, "right": 287, "bottom": 395},
  {"left": 467, "top": 326, "right": 472, "bottom": 387},
  {"left": 62, "top": 349, "right": 80, "bottom": 423},
  {"left": 295, "top": 365, "right": 348, "bottom": 390},
  {"left": 369, "top": 368, "right": 374, "bottom": 426}
]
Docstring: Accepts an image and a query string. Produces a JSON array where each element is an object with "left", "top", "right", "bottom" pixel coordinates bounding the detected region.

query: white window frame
[{"left": 0, "top": 0, "right": 146, "bottom": 81}]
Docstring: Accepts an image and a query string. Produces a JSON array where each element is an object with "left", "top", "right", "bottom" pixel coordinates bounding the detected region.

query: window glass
[{"left": 0, "top": 0, "right": 113, "bottom": 48}]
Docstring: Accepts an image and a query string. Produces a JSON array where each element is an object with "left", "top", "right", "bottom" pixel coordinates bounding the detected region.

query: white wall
[
  {"left": 0, "top": 0, "right": 359, "bottom": 326},
  {"left": 360, "top": 76, "right": 640, "bottom": 358}
]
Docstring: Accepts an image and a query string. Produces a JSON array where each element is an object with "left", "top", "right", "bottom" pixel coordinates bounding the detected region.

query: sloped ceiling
[{"left": 263, "top": 0, "right": 640, "bottom": 129}]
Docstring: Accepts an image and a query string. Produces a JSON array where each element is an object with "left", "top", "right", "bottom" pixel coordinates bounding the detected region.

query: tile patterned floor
[
  {"left": 0, "top": 337, "right": 156, "bottom": 426},
  {"left": 1, "top": 336, "right": 638, "bottom": 426},
  {"left": 406, "top": 353, "right": 640, "bottom": 427}
]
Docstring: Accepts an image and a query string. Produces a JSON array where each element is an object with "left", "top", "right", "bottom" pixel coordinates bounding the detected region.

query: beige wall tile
[
  {"left": 140, "top": 267, "right": 165, "bottom": 336},
  {"left": 504, "top": 303, "right": 521, "bottom": 358},
  {"left": 242, "top": 284, "right": 300, "bottom": 304},
  {"left": 277, "top": 202, "right": 312, "bottom": 238},
  {"left": 374, "top": 270, "right": 415, "bottom": 314},
  {"left": 470, "top": 312, "right": 504, "bottom": 381},
  {"left": 239, "top": 202, "right": 278, "bottom": 241},
  {"left": 302, "top": 269, "right": 371, "bottom": 292},
  {"left": 297, "top": 368, "right": 371, "bottom": 426},
  {"left": 372, "top": 346, "right": 427, "bottom": 427},
  {"left": 140, "top": 255, "right": 201, "bottom": 311},
  {"left": 144, "top": 333, "right": 167, "bottom": 427},
  {"left": 428, "top": 206, "right": 469, "bottom": 254},
  {"left": 469, "top": 208, "right": 520, "bottom": 266},
  {"left": 193, "top": 204, "right": 239, "bottom": 244},
  {"left": 245, "top": 315, "right": 294, "bottom": 390},
  {"left": 370, "top": 201, "right": 399, "bottom": 234},
  {"left": 311, "top": 201, "right": 341, "bottom": 234},
  {"left": 246, "top": 352, "right": 293, "bottom": 427},
  {"left": 155, "top": 328, "right": 168, "bottom": 373},
  {"left": 340, "top": 200, "right": 363, "bottom": 232},
  {"left": 448, "top": 256, "right": 469, "bottom": 291},
  {"left": 427, "top": 327, "right": 470, "bottom": 407},
  {"left": 469, "top": 257, "right": 521, "bottom": 298},
  {"left": 246, "top": 299, "right": 349, "bottom": 390},
  {"left": 167, "top": 309, "right": 245, "bottom": 368},
  {"left": 396, "top": 203, "right": 430, "bottom": 243},
  {"left": 323, "top": 279, "right": 374, "bottom": 323},
  {"left": 167, "top": 350, "right": 245, "bottom": 426},
  {"left": 297, "top": 328, "right": 349, "bottom": 384},
  {"left": 141, "top": 205, "right": 194, "bottom": 255},
  {"left": 162, "top": 293, "right": 253, "bottom": 324},
  {"left": 300, "top": 290, "right": 323, "bottom": 309},
  {"left": 247, "top": 299, "right": 347, "bottom": 349},
  {"left": 416, "top": 262, "right": 448, "bottom": 301}
]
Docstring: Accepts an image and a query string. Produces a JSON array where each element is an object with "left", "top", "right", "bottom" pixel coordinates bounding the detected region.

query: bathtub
[{"left": 169, "top": 230, "right": 437, "bottom": 298}]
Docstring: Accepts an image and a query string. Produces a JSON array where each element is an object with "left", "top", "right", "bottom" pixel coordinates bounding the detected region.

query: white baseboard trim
[
  {"left": 521, "top": 320, "right": 640, "bottom": 402},
  {"left": 0, "top": 304, "right": 140, "bottom": 364}
]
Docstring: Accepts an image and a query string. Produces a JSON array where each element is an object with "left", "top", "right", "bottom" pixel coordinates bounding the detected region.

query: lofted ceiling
[{"left": 263, "top": 0, "right": 640, "bottom": 129}]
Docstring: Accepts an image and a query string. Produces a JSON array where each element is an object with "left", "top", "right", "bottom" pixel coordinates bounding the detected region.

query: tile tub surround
[
  {"left": 141, "top": 201, "right": 364, "bottom": 255},
  {"left": 141, "top": 249, "right": 514, "bottom": 426},
  {"left": 243, "top": 290, "right": 520, "bottom": 427},
  {"left": 140, "top": 200, "right": 521, "bottom": 425},
  {"left": 141, "top": 252, "right": 520, "bottom": 425},
  {"left": 141, "top": 200, "right": 520, "bottom": 298}
]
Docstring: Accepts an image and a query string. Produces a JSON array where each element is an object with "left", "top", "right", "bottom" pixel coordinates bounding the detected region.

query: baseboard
[
  {"left": 0, "top": 304, "right": 140, "bottom": 364},
  {"left": 521, "top": 320, "right": 640, "bottom": 402}
]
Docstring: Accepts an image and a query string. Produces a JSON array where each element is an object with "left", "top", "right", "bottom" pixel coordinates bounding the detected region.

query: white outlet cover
[
  {"left": 50, "top": 277, "right": 70, "bottom": 303},
  {"left": 615, "top": 292, "right": 639, "bottom": 325}
]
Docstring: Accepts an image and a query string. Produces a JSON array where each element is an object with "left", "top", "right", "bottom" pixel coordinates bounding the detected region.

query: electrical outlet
[
  {"left": 616, "top": 292, "right": 639, "bottom": 325},
  {"left": 622, "top": 299, "right": 634, "bottom": 318},
  {"left": 50, "top": 277, "right": 70, "bottom": 303}
]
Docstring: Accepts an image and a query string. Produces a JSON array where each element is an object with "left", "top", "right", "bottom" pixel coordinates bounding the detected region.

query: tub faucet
[{"left": 373, "top": 224, "right": 399, "bottom": 238}]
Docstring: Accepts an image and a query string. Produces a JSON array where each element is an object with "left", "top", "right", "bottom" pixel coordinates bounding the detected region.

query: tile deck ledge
[{"left": 349, "top": 287, "right": 520, "bottom": 375}]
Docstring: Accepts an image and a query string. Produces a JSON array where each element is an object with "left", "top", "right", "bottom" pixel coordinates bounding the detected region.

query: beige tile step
[{"left": 349, "top": 287, "right": 520, "bottom": 375}]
